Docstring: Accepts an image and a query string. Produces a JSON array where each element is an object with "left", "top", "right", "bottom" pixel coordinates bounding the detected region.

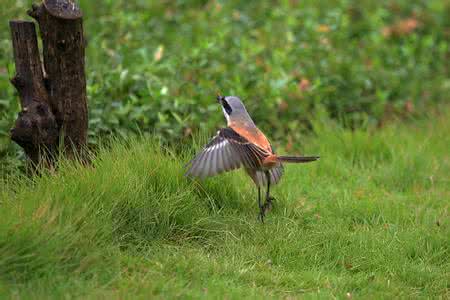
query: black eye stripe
[{"left": 223, "top": 100, "right": 232, "bottom": 115}]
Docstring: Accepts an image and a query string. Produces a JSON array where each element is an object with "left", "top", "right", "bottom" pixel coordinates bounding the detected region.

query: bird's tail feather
[{"left": 277, "top": 156, "right": 319, "bottom": 163}]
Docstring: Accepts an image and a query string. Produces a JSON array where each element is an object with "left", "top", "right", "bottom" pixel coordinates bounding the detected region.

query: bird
[{"left": 185, "top": 95, "right": 319, "bottom": 222}]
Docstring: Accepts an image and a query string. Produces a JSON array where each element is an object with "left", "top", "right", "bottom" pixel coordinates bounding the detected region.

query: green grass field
[
  {"left": 1, "top": 108, "right": 449, "bottom": 299},
  {"left": 1, "top": 0, "right": 449, "bottom": 298}
]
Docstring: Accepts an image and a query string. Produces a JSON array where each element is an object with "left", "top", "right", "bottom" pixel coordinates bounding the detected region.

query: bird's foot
[
  {"left": 263, "top": 196, "right": 275, "bottom": 214},
  {"left": 258, "top": 205, "right": 266, "bottom": 223}
]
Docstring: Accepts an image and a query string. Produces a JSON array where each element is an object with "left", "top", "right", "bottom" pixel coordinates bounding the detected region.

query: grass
[
  {"left": 0, "top": 108, "right": 449, "bottom": 299},
  {"left": 0, "top": 1, "right": 449, "bottom": 297}
]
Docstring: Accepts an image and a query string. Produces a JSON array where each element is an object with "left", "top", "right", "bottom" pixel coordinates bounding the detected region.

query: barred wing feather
[{"left": 185, "top": 128, "right": 268, "bottom": 179}]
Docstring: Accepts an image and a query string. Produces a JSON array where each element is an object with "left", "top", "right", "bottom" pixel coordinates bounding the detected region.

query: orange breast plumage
[{"left": 229, "top": 123, "right": 272, "bottom": 153}]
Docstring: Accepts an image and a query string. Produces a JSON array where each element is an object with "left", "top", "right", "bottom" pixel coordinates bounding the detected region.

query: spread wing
[{"left": 185, "top": 127, "right": 269, "bottom": 179}]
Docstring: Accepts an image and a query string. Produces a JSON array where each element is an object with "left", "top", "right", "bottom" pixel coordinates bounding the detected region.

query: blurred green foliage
[{"left": 1, "top": 0, "right": 449, "bottom": 160}]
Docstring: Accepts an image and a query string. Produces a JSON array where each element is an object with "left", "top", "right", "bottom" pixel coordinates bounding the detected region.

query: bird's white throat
[{"left": 222, "top": 107, "right": 230, "bottom": 124}]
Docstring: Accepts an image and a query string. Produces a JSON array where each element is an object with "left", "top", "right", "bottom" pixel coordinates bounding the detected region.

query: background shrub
[{"left": 1, "top": 0, "right": 449, "bottom": 162}]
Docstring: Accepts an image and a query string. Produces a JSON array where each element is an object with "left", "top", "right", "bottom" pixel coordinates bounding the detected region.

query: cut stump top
[{"left": 44, "top": 0, "right": 83, "bottom": 19}]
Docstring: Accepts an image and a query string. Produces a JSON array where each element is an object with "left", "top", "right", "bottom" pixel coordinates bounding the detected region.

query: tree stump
[{"left": 10, "top": 0, "right": 87, "bottom": 167}]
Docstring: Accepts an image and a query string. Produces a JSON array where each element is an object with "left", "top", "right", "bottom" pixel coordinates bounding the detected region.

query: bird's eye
[{"left": 222, "top": 100, "right": 232, "bottom": 115}]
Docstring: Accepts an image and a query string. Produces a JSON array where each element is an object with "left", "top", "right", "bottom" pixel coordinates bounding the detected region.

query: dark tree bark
[
  {"left": 10, "top": 0, "right": 88, "bottom": 166},
  {"left": 29, "top": 0, "right": 88, "bottom": 152},
  {"left": 10, "top": 20, "right": 58, "bottom": 166}
]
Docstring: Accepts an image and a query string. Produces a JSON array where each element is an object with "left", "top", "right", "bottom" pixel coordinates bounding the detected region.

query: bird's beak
[{"left": 217, "top": 95, "right": 224, "bottom": 104}]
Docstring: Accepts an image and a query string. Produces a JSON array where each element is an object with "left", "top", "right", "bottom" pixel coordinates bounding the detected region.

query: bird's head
[{"left": 216, "top": 95, "right": 251, "bottom": 124}]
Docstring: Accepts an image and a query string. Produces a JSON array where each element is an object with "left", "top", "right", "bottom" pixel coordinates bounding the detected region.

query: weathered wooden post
[{"left": 9, "top": 0, "right": 87, "bottom": 167}]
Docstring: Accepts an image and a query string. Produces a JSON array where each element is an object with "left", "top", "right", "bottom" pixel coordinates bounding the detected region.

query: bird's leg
[
  {"left": 258, "top": 186, "right": 265, "bottom": 223},
  {"left": 264, "top": 171, "right": 275, "bottom": 213}
]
